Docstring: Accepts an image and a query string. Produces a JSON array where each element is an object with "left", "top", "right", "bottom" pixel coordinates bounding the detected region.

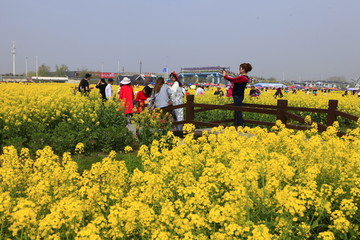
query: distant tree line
[{"left": 25, "top": 64, "right": 92, "bottom": 79}]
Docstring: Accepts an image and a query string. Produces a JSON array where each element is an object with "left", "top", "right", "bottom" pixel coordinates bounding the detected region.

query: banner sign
[{"left": 100, "top": 72, "right": 117, "bottom": 78}]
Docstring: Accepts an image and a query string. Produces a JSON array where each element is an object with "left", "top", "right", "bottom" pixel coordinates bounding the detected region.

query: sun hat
[{"left": 120, "top": 77, "right": 131, "bottom": 85}]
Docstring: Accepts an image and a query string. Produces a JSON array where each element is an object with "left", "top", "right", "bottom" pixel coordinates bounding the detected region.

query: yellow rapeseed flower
[{"left": 124, "top": 145, "right": 133, "bottom": 153}]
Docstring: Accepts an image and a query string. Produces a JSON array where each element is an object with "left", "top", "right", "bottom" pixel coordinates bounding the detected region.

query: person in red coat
[
  {"left": 118, "top": 77, "right": 134, "bottom": 116},
  {"left": 135, "top": 85, "right": 152, "bottom": 113}
]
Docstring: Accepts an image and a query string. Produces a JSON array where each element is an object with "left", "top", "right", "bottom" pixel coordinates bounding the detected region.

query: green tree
[
  {"left": 77, "top": 67, "right": 90, "bottom": 79},
  {"left": 27, "top": 71, "right": 36, "bottom": 77},
  {"left": 54, "top": 64, "right": 69, "bottom": 77},
  {"left": 326, "top": 76, "right": 347, "bottom": 83},
  {"left": 38, "top": 64, "right": 51, "bottom": 76}
]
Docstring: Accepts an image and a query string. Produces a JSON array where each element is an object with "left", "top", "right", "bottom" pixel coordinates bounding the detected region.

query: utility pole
[
  {"left": 25, "top": 57, "right": 28, "bottom": 77},
  {"left": 139, "top": 60, "right": 142, "bottom": 75},
  {"left": 117, "top": 60, "right": 120, "bottom": 75},
  {"left": 36, "top": 56, "right": 38, "bottom": 79},
  {"left": 12, "top": 41, "right": 16, "bottom": 75}
]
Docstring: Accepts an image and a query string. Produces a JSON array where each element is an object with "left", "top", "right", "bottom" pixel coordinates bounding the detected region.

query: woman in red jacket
[{"left": 118, "top": 77, "right": 134, "bottom": 117}]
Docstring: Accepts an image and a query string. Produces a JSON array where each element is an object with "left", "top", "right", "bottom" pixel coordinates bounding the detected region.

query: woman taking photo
[{"left": 95, "top": 78, "right": 107, "bottom": 101}]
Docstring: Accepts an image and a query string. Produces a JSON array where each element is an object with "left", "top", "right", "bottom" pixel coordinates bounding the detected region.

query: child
[{"left": 135, "top": 86, "right": 152, "bottom": 113}]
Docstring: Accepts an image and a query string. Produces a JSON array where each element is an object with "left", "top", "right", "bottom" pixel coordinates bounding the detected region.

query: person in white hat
[
  {"left": 120, "top": 77, "right": 131, "bottom": 85},
  {"left": 118, "top": 77, "right": 134, "bottom": 119}
]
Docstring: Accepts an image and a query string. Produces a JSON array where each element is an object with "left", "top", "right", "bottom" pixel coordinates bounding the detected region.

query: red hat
[{"left": 170, "top": 71, "right": 179, "bottom": 81}]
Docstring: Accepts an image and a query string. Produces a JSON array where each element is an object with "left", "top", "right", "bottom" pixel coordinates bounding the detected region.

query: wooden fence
[{"left": 162, "top": 95, "right": 359, "bottom": 136}]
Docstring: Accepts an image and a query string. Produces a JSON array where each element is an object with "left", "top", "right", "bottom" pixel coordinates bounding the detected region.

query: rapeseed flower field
[
  {"left": 0, "top": 83, "right": 359, "bottom": 239},
  {"left": 0, "top": 83, "right": 134, "bottom": 153}
]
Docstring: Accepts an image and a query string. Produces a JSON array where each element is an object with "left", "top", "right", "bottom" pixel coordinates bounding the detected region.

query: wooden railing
[{"left": 162, "top": 95, "right": 359, "bottom": 136}]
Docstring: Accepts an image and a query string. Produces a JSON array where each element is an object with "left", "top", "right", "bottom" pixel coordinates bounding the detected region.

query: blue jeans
[{"left": 233, "top": 95, "right": 244, "bottom": 126}]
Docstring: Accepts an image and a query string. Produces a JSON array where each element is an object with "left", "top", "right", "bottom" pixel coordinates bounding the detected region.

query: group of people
[
  {"left": 95, "top": 78, "right": 114, "bottom": 100},
  {"left": 148, "top": 72, "right": 184, "bottom": 131},
  {"left": 78, "top": 63, "right": 253, "bottom": 128},
  {"left": 342, "top": 90, "right": 360, "bottom": 97},
  {"left": 78, "top": 71, "right": 185, "bottom": 130}
]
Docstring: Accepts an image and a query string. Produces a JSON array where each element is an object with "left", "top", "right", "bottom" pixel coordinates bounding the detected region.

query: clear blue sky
[{"left": 1, "top": 0, "right": 360, "bottom": 81}]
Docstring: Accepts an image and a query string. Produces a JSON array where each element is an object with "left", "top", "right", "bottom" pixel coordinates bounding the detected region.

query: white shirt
[
  {"left": 171, "top": 81, "right": 180, "bottom": 99},
  {"left": 105, "top": 84, "right": 113, "bottom": 99},
  {"left": 196, "top": 87, "right": 204, "bottom": 95}
]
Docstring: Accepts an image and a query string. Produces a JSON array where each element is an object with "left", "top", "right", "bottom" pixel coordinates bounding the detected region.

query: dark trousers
[{"left": 233, "top": 95, "right": 244, "bottom": 126}]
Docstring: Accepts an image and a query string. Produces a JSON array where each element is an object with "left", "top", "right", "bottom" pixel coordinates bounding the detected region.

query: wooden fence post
[
  {"left": 276, "top": 99, "right": 288, "bottom": 124},
  {"left": 327, "top": 100, "right": 338, "bottom": 126},
  {"left": 186, "top": 95, "right": 195, "bottom": 124}
]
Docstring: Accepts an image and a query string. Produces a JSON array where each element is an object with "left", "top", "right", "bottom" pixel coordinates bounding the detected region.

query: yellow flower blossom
[
  {"left": 318, "top": 231, "right": 335, "bottom": 240},
  {"left": 248, "top": 224, "right": 273, "bottom": 240},
  {"left": 75, "top": 142, "right": 85, "bottom": 154},
  {"left": 124, "top": 145, "right": 133, "bottom": 153}
]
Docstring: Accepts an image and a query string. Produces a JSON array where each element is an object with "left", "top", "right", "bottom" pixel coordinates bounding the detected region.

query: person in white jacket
[
  {"left": 169, "top": 72, "right": 184, "bottom": 131},
  {"left": 105, "top": 78, "right": 114, "bottom": 100}
]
